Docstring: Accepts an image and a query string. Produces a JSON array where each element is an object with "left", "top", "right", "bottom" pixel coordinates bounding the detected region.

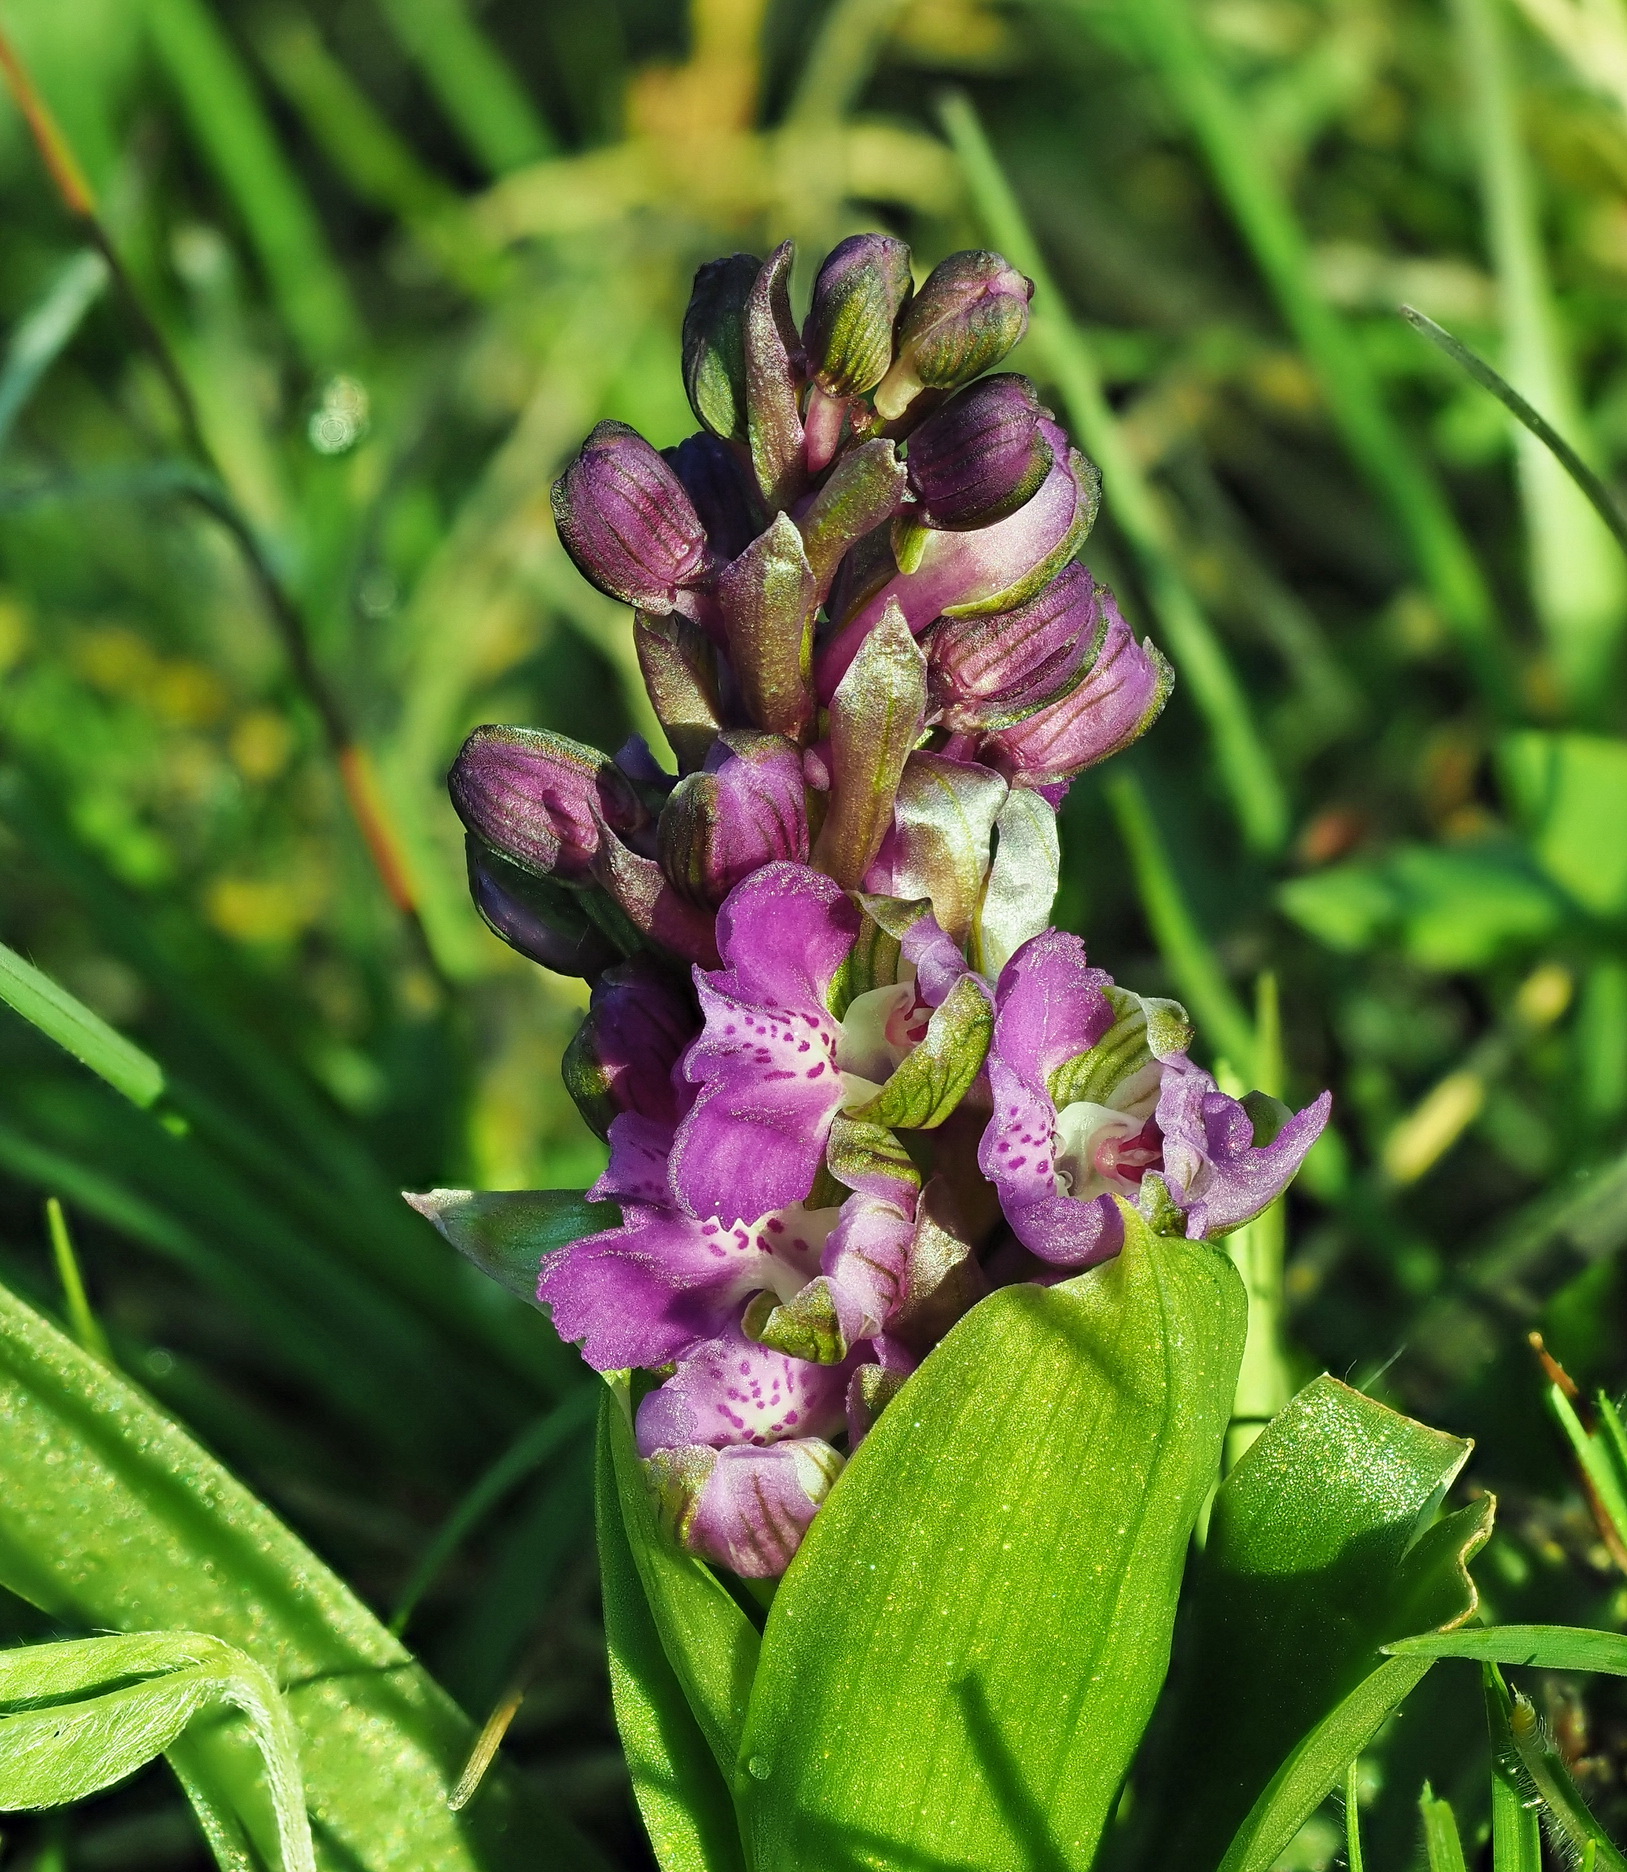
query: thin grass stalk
[
  {"left": 1104, "top": 771, "right": 1256, "bottom": 1069},
  {"left": 940, "top": 89, "right": 1289, "bottom": 854},
  {"left": 1449, "top": 0, "right": 1626, "bottom": 704}
]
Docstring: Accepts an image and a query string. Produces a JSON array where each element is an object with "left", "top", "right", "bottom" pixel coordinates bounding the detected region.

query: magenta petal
[
  {"left": 992, "top": 929, "right": 1116, "bottom": 1080},
  {"left": 655, "top": 1439, "right": 843, "bottom": 1577},
  {"left": 669, "top": 974, "right": 844, "bottom": 1224},
  {"left": 635, "top": 1323, "right": 852, "bottom": 1452},
  {"left": 590, "top": 1111, "right": 678, "bottom": 1206},
  {"left": 1158, "top": 1069, "right": 1332, "bottom": 1239},
  {"left": 711, "top": 862, "right": 861, "bottom": 1010},
  {"left": 539, "top": 1204, "right": 832, "bottom": 1369},
  {"left": 565, "top": 956, "right": 697, "bottom": 1136}
]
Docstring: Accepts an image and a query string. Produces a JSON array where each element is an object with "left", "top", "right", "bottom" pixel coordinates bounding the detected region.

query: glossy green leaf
[
  {"left": 741, "top": 1204, "right": 1246, "bottom": 1872},
  {"left": 595, "top": 1395, "right": 747, "bottom": 1872},
  {"left": 0, "top": 1275, "right": 602, "bottom": 1872},
  {"left": 0, "top": 940, "right": 164, "bottom": 1108},
  {"left": 601, "top": 1379, "right": 760, "bottom": 1780},
  {"left": 1485, "top": 1665, "right": 1543, "bottom": 1872},
  {"left": 1142, "top": 1375, "right": 1490, "bottom": 1869},
  {"left": 1389, "top": 1624, "right": 1627, "bottom": 1675},
  {"left": 0, "top": 1631, "right": 312, "bottom": 1872}
]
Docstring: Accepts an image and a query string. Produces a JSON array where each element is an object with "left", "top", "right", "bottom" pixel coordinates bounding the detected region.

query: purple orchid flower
[
  {"left": 645, "top": 1434, "right": 845, "bottom": 1577},
  {"left": 980, "top": 930, "right": 1329, "bottom": 1263}
]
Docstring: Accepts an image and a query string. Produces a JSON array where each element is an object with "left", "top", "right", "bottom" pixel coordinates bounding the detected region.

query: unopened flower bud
[
  {"left": 450, "top": 725, "right": 646, "bottom": 883},
  {"left": 561, "top": 955, "right": 696, "bottom": 1139},
  {"left": 874, "top": 250, "right": 1033, "bottom": 420},
  {"left": 927, "top": 559, "right": 1098, "bottom": 731},
  {"left": 906, "top": 374, "right": 1055, "bottom": 531},
  {"left": 663, "top": 431, "right": 761, "bottom": 562},
  {"left": 657, "top": 732, "right": 810, "bottom": 907},
  {"left": 804, "top": 233, "right": 914, "bottom": 399},
  {"left": 682, "top": 253, "right": 758, "bottom": 442},
  {"left": 464, "top": 838, "right": 619, "bottom": 977},
  {"left": 644, "top": 1439, "right": 843, "bottom": 1578},
  {"left": 551, "top": 420, "right": 710, "bottom": 615}
]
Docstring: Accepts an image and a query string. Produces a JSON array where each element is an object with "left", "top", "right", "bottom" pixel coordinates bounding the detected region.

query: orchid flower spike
[{"left": 422, "top": 230, "right": 1331, "bottom": 1580}]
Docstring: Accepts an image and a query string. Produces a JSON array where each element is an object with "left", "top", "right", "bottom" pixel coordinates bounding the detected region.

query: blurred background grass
[{"left": 1, "top": 0, "right": 1626, "bottom": 1862}]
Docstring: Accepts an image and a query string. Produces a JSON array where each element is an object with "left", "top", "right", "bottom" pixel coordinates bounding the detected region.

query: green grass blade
[
  {"left": 1549, "top": 1384, "right": 1627, "bottom": 1553},
  {"left": 1104, "top": 771, "right": 1256, "bottom": 1068},
  {"left": 1403, "top": 307, "right": 1627, "bottom": 562},
  {"left": 0, "top": 249, "right": 107, "bottom": 456},
  {"left": 1388, "top": 1625, "right": 1627, "bottom": 1674},
  {"left": 1448, "top": 0, "right": 1625, "bottom": 699},
  {"left": 1485, "top": 1664, "right": 1543, "bottom": 1872},
  {"left": 788, "top": 0, "right": 910, "bottom": 125},
  {"left": 143, "top": 0, "right": 360, "bottom": 365},
  {"left": 941, "top": 89, "right": 1289, "bottom": 854},
  {"left": 391, "top": 1387, "right": 598, "bottom": 1636},
  {"left": 1065, "top": 0, "right": 1518, "bottom": 716},
  {"left": 1345, "top": 1756, "right": 1365, "bottom": 1872},
  {"left": 0, "top": 1273, "right": 605, "bottom": 1871},
  {"left": 0, "top": 939, "right": 164, "bottom": 1109},
  {"left": 1421, "top": 1782, "right": 1470, "bottom": 1872},
  {"left": 370, "top": 0, "right": 553, "bottom": 175},
  {"left": 1216, "top": 1656, "right": 1435, "bottom": 1872},
  {"left": 44, "top": 1198, "right": 109, "bottom": 1363}
]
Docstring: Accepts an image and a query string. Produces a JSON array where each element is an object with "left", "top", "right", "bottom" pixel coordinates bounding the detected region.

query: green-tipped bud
[
  {"left": 682, "top": 253, "right": 758, "bottom": 442},
  {"left": 874, "top": 250, "right": 1034, "bottom": 421},
  {"left": 804, "top": 233, "right": 915, "bottom": 398}
]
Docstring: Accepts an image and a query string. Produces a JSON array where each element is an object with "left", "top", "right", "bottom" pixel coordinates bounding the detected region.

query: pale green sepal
[
  {"left": 973, "top": 788, "right": 1059, "bottom": 980},
  {"left": 846, "top": 973, "right": 993, "bottom": 1131},
  {"left": 798, "top": 440, "right": 907, "bottom": 592},
  {"left": 599, "top": 1379, "right": 761, "bottom": 1783},
  {"left": 811, "top": 602, "right": 928, "bottom": 889},
  {"left": 881, "top": 754, "right": 1008, "bottom": 944},
  {"left": 1048, "top": 984, "right": 1192, "bottom": 1110},
  {"left": 741, "top": 1278, "right": 849, "bottom": 1364},
  {"left": 717, "top": 512, "right": 816, "bottom": 740},
  {"left": 404, "top": 1187, "right": 618, "bottom": 1308},
  {"left": 594, "top": 1398, "right": 748, "bottom": 1872},
  {"left": 826, "top": 909, "right": 904, "bottom": 1021},
  {"left": 824, "top": 1112, "right": 921, "bottom": 1201},
  {"left": 739, "top": 1204, "right": 1246, "bottom": 1872}
]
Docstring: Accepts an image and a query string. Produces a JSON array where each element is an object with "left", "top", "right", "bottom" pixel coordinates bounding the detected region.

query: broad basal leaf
[
  {"left": 0, "top": 1276, "right": 603, "bottom": 1872},
  {"left": 1135, "top": 1375, "right": 1491, "bottom": 1872},
  {"left": 740, "top": 1203, "right": 1246, "bottom": 1872},
  {"left": 595, "top": 1396, "right": 747, "bottom": 1872}
]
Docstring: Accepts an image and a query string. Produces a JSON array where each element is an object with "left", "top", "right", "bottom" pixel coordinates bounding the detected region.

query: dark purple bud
[
  {"left": 591, "top": 810, "right": 721, "bottom": 967},
  {"left": 657, "top": 732, "right": 810, "bottom": 907},
  {"left": 562, "top": 955, "right": 697, "bottom": 1138},
  {"left": 663, "top": 431, "right": 761, "bottom": 562},
  {"left": 927, "top": 559, "right": 1099, "bottom": 731},
  {"left": 744, "top": 242, "right": 807, "bottom": 511},
  {"left": 906, "top": 375, "right": 1054, "bottom": 531},
  {"left": 682, "top": 253, "right": 758, "bottom": 442},
  {"left": 464, "top": 838, "right": 619, "bottom": 978},
  {"left": 634, "top": 613, "right": 723, "bottom": 775},
  {"left": 449, "top": 725, "right": 646, "bottom": 883},
  {"left": 874, "top": 251, "right": 1033, "bottom": 421},
  {"left": 975, "top": 584, "right": 1175, "bottom": 788},
  {"left": 804, "top": 233, "right": 914, "bottom": 399},
  {"left": 550, "top": 420, "right": 710, "bottom": 615}
]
